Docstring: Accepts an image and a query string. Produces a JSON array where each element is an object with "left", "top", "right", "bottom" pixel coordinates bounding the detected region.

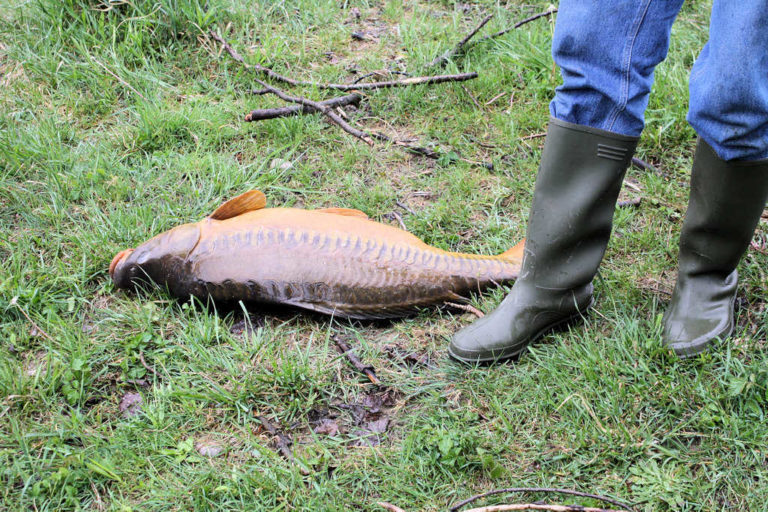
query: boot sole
[{"left": 448, "top": 299, "right": 594, "bottom": 364}]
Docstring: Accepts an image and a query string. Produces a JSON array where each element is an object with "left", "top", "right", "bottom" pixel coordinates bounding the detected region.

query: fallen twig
[
  {"left": 332, "top": 335, "right": 380, "bottom": 385},
  {"left": 467, "top": 8, "right": 558, "bottom": 49},
  {"left": 256, "top": 414, "right": 310, "bottom": 475},
  {"left": 462, "top": 85, "right": 483, "bottom": 109},
  {"left": 389, "top": 211, "right": 408, "bottom": 231},
  {"left": 353, "top": 70, "right": 409, "bottom": 84},
  {"left": 446, "top": 302, "right": 485, "bottom": 318},
  {"left": 210, "top": 32, "right": 482, "bottom": 163},
  {"left": 245, "top": 93, "right": 362, "bottom": 121},
  {"left": 485, "top": 91, "right": 507, "bottom": 106},
  {"left": 211, "top": 30, "right": 477, "bottom": 91},
  {"left": 617, "top": 198, "right": 642, "bottom": 208},
  {"left": 254, "top": 78, "right": 375, "bottom": 145},
  {"left": 461, "top": 505, "right": 628, "bottom": 512},
  {"left": 520, "top": 132, "right": 546, "bottom": 140},
  {"left": 9, "top": 297, "right": 54, "bottom": 342},
  {"left": 631, "top": 157, "right": 659, "bottom": 174},
  {"left": 371, "top": 132, "right": 442, "bottom": 159},
  {"left": 138, "top": 352, "right": 159, "bottom": 378},
  {"left": 427, "top": 14, "right": 494, "bottom": 69},
  {"left": 377, "top": 502, "right": 407, "bottom": 512},
  {"left": 395, "top": 200, "right": 417, "bottom": 216},
  {"left": 450, "top": 488, "right": 632, "bottom": 512}
]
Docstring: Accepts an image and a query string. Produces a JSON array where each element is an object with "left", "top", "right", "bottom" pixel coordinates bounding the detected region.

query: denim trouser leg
[
  {"left": 687, "top": 1, "right": 768, "bottom": 161},
  {"left": 549, "top": 0, "right": 684, "bottom": 137}
]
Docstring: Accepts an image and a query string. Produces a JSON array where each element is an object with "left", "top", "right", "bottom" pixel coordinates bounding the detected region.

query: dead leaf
[{"left": 313, "top": 418, "right": 340, "bottom": 436}]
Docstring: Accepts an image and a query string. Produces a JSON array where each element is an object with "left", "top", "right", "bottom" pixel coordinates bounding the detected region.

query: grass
[{"left": 1, "top": 0, "right": 767, "bottom": 510}]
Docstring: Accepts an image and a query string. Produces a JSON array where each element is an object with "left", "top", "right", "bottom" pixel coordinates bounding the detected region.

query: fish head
[{"left": 110, "top": 223, "right": 201, "bottom": 290}]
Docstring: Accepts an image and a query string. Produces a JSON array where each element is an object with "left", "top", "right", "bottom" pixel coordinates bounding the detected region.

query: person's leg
[
  {"left": 663, "top": 2, "right": 768, "bottom": 357},
  {"left": 550, "top": 0, "right": 684, "bottom": 136},
  {"left": 450, "top": 1, "right": 684, "bottom": 364},
  {"left": 687, "top": 1, "right": 768, "bottom": 161}
]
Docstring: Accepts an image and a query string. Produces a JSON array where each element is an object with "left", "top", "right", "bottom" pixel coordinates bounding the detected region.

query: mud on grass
[{"left": 2, "top": 0, "right": 768, "bottom": 510}]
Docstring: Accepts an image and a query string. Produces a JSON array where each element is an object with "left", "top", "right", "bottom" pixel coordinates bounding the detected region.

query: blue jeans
[{"left": 549, "top": 0, "right": 768, "bottom": 161}]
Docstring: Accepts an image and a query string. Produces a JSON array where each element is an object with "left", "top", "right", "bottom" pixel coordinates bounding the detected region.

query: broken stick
[
  {"left": 332, "top": 335, "right": 380, "bottom": 385},
  {"left": 460, "top": 505, "right": 628, "bottom": 512},
  {"left": 467, "top": 8, "right": 558, "bottom": 49},
  {"left": 254, "top": 78, "right": 374, "bottom": 145},
  {"left": 256, "top": 414, "right": 310, "bottom": 475},
  {"left": 427, "top": 14, "right": 494, "bottom": 69},
  {"left": 245, "top": 92, "right": 362, "bottom": 121},
  {"left": 450, "top": 487, "right": 632, "bottom": 512},
  {"left": 210, "top": 31, "right": 477, "bottom": 91}
]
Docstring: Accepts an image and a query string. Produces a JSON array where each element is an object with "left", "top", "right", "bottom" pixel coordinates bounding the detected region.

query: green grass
[{"left": 2, "top": 0, "right": 767, "bottom": 510}]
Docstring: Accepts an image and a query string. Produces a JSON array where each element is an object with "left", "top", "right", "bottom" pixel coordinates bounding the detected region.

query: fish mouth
[{"left": 109, "top": 249, "right": 134, "bottom": 279}]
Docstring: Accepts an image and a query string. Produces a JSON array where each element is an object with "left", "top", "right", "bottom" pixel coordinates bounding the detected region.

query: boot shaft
[
  {"left": 521, "top": 118, "right": 639, "bottom": 290},
  {"left": 678, "top": 140, "right": 768, "bottom": 279}
]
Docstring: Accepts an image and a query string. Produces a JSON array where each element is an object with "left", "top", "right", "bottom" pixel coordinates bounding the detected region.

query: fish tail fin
[{"left": 499, "top": 239, "right": 525, "bottom": 264}]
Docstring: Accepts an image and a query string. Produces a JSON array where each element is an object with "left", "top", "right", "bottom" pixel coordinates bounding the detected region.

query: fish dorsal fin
[
  {"left": 315, "top": 207, "right": 368, "bottom": 219},
  {"left": 500, "top": 239, "right": 525, "bottom": 263},
  {"left": 209, "top": 190, "right": 267, "bottom": 220}
]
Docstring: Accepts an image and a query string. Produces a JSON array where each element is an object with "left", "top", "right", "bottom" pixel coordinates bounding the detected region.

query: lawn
[{"left": 1, "top": 0, "right": 767, "bottom": 510}]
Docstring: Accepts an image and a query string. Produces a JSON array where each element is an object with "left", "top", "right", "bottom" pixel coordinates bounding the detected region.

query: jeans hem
[{"left": 549, "top": 117, "right": 641, "bottom": 142}]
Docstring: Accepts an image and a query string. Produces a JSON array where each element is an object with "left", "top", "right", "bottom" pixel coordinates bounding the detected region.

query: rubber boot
[
  {"left": 662, "top": 141, "right": 768, "bottom": 357},
  {"left": 449, "top": 118, "right": 639, "bottom": 363}
]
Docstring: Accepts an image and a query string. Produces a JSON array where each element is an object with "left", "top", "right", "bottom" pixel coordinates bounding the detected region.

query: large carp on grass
[{"left": 110, "top": 190, "right": 524, "bottom": 319}]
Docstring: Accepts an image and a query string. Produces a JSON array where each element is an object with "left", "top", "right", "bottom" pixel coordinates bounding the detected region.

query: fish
[{"left": 110, "top": 190, "right": 524, "bottom": 319}]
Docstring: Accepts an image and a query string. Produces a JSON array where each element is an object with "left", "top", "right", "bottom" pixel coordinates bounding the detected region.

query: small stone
[
  {"left": 119, "top": 392, "right": 143, "bottom": 417},
  {"left": 269, "top": 158, "right": 293, "bottom": 171},
  {"left": 195, "top": 439, "right": 224, "bottom": 458}
]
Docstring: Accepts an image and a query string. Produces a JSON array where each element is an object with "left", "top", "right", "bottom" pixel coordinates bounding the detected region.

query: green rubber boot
[
  {"left": 662, "top": 141, "right": 768, "bottom": 357},
  {"left": 449, "top": 118, "right": 638, "bottom": 363}
]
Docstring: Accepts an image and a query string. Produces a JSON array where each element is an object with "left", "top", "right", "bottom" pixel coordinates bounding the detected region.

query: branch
[
  {"left": 245, "top": 93, "right": 362, "bottom": 121},
  {"left": 467, "top": 8, "right": 558, "bottom": 49},
  {"left": 461, "top": 505, "right": 628, "bottom": 512},
  {"left": 254, "top": 79, "right": 374, "bottom": 145},
  {"left": 446, "top": 302, "right": 485, "bottom": 318},
  {"left": 377, "top": 502, "right": 407, "bottom": 512},
  {"left": 333, "top": 335, "right": 380, "bottom": 384},
  {"left": 256, "top": 415, "right": 310, "bottom": 475},
  {"left": 371, "top": 132, "right": 441, "bottom": 159},
  {"left": 631, "top": 157, "right": 659, "bottom": 173},
  {"left": 427, "top": 14, "right": 494, "bottom": 69},
  {"left": 617, "top": 198, "right": 642, "bottom": 208},
  {"left": 210, "top": 31, "right": 477, "bottom": 91},
  {"left": 450, "top": 488, "right": 632, "bottom": 512}
]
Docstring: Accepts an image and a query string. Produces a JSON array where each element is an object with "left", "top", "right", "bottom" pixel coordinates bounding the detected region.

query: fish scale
[{"left": 110, "top": 190, "right": 524, "bottom": 319}]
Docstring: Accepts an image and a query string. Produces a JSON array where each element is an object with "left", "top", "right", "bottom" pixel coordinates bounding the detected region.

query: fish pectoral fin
[
  {"left": 500, "top": 239, "right": 525, "bottom": 263},
  {"left": 314, "top": 207, "right": 368, "bottom": 219},
  {"left": 209, "top": 190, "right": 267, "bottom": 220}
]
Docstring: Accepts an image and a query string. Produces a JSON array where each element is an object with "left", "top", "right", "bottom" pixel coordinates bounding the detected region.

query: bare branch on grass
[
  {"left": 254, "top": 79, "right": 375, "bottom": 145},
  {"left": 450, "top": 488, "right": 633, "bottom": 512},
  {"left": 332, "top": 335, "right": 380, "bottom": 385},
  {"left": 446, "top": 302, "right": 485, "bottom": 318},
  {"left": 427, "top": 14, "right": 494, "bottom": 69},
  {"left": 210, "top": 30, "right": 477, "bottom": 91},
  {"left": 245, "top": 93, "right": 362, "bottom": 121},
  {"left": 256, "top": 415, "right": 310, "bottom": 475},
  {"left": 460, "top": 505, "right": 629, "bottom": 512},
  {"left": 617, "top": 198, "right": 642, "bottom": 208},
  {"left": 468, "top": 9, "right": 558, "bottom": 49}
]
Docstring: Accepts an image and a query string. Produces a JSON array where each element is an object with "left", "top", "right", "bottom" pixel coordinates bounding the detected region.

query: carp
[{"left": 110, "top": 190, "right": 524, "bottom": 319}]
